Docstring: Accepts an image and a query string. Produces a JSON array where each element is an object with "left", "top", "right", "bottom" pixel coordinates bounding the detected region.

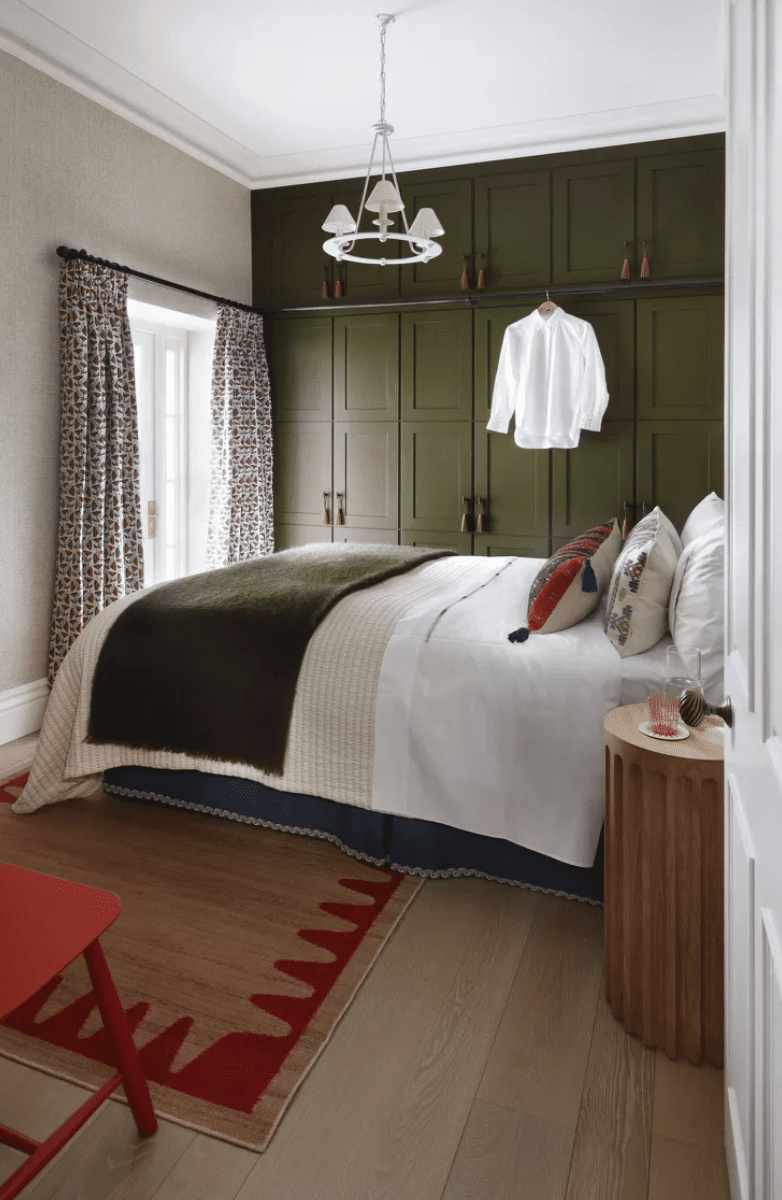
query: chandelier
[{"left": 322, "top": 14, "right": 444, "bottom": 267}]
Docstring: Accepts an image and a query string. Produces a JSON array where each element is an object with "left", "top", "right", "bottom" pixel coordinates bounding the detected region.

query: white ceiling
[{"left": 1, "top": 0, "right": 727, "bottom": 189}]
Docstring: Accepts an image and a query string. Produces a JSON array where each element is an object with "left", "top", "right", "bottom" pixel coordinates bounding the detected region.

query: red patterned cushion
[{"left": 527, "top": 519, "right": 621, "bottom": 634}]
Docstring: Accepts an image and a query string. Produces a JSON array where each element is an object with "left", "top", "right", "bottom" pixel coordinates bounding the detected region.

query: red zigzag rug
[{"left": 0, "top": 780, "right": 422, "bottom": 1150}]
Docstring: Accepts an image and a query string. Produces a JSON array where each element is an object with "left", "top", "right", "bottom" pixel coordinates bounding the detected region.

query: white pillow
[
  {"left": 669, "top": 525, "right": 724, "bottom": 660},
  {"left": 604, "top": 507, "right": 682, "bottom": 657},
  {"left": 680, "top": 492, "right": 725, "bottom": 548}
]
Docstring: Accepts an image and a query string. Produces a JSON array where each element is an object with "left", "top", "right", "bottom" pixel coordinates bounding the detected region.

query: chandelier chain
[{"left": 379, "top": 20, "right": 387, "bottom": 124}]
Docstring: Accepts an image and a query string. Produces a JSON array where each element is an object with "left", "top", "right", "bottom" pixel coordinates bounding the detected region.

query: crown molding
[
  {"left": 0, "top": 1, "right": 257, "bottom": 186},
  {"left": 1, "top": 0, "right": 726, "bottom": 192}
]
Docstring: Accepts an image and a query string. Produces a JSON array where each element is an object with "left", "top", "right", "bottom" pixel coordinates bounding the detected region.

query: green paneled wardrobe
[{"left": 253, "top": 134, "right": 724, "bottom": 556}]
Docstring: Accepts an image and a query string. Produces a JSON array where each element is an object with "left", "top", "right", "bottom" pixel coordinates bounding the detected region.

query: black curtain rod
[
  {"left": 56, "top": 246, "right": 261, "bottom": 315},
  {"left": 274, "top": 275, "right": 724, "bottom": 314}
]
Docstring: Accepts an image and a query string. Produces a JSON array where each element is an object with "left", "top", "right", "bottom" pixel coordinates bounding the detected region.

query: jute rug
[{"left": 0, "top": 776, "right": 422, "bottom": 1150}]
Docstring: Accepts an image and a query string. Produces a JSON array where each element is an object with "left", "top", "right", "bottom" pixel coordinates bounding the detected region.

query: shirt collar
[{"left": 534, "top": 307, "right": 562, "bottom": 330}]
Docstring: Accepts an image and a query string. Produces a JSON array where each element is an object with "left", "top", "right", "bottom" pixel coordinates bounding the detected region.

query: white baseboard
[
  {"left": 725, "top": 1085, "right": 749, "bottom": 1200},
  {"left": 0, "top": 678, "right": 49, "bottom": 745}
]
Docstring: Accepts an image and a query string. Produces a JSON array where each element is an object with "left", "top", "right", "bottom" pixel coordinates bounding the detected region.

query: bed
[{"left": 12, "top": 545, "right": 724, "bottom": 904}]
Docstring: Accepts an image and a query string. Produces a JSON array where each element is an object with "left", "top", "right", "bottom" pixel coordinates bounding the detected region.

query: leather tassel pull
[
  {"left": 460, "top": 256, "right": 470, "bottom": 290},
  {"left": 640, "top": 240, "right": 650, "bottom": 279},
  {"left": 321, "top": 268, "right": 330, "bottom": 300},
  {"left": 477, "top": 254, "right": 486, "bottom": 290},
  {"left": 622, "top": 500, "right": 630, "bottom": 539},
  {"left": 460, "top": 496, "right": 470, "bottom": 534},
  {"left": 334, "top": 274, "right": 343, "bottom": 299},
  {"left": 336, "top": 493, "right": 344, "bottom": 525},
  {"left": 322, "top": 491, "right": 330, "bottom": 526},
  {"left": 476, "top": 496, "right": 485, "bottom": 533},
  {"left": 620, "top": 241, "right": 631, "bottom": 280}
]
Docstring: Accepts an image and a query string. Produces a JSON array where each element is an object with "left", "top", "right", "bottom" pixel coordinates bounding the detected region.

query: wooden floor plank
[
  {"left": 563, "top": 986, "right": 654, "bottom": 1200},
  {"left": 233, "top": 877, "right": 538, "bottom": 1200},
  {"left": 18, "top": 1105, "right": 194, "bottom": 1200},
  {"left": 476, "top": 894, "right": 604, "bottom": 1129},
  {"left": 0, "top": 1056, "right": 93, "bottom": 1142},
  {"left": 647, "top": 1135, "right": 731, "bottom": 1200},
  {"left": 441, "top": 1099, "right": 574, "bottom": 1200},
  {"left": 652, "top": 1052, "right": 725, "bottom": 1151},
  {"left": 149, "top": 1134, "right": 257, "bottom": 1200}
]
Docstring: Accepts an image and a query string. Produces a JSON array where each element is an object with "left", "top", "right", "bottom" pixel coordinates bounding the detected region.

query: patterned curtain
[
  {"left": 206, "top": 305, "right": 274, "bottom": 568},
  {"left": 49, "top": 259, "right": 143, "bottom": 682}
]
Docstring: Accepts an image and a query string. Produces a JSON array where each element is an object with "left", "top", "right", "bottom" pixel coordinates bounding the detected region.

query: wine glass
[{"left": 665, "top": 646, "right": 702, "bottom": 699}]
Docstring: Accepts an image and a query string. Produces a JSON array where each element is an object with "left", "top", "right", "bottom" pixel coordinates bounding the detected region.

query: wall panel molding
[{"left": 0, "top": 679, "right": 48, "bottom": 746}]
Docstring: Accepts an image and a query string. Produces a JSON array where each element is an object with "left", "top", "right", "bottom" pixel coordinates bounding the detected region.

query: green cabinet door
[
  {"left": 273, "top": 421, "right": 333, "bottom": 526},
  {"left": 270, "top": 199, "right": 334, "bottom": 308},
  {"left": 401, "top": 422, "right": 473, "bottom": 534},
  {"left": 637, "top": 296, "right": 724, "bottom": 420},
  {"left": 473, "top": 169, "right": 551, "bottom": 292},
  {"left": 401, "top": 309, "right": 473, "bottom": 421},
  {"left": 401, "top": 530, "right": 472, "bottom": 554},
  {"left": 334, "top": 528, "right": 399, "bottom": 545},
  {"left": 275, "top": 525, "right": 333, "bottom": 550},
  {"left": 333, "top": 313, "right": 399, "bottom": 421},
  {"left": 474, "top": 425, "right": 550, "bottom": 556},
  {"left": 637, "top": 149, "right": 725, "bottom": 279},
  {"left": 552, "top": 159, "right": 635, "bottom": 284},
  {"left": 565, "top": 299, "right": 635, "bottom": 423},
  {"left": 270, "top": 318, "right": 333, "bottom": 421},
  {"left": 474, "top": 304, "right": 536, "bottom": 424},
  {"left": 333, "top": 422, "right": 399, "bottom": 530},
  {"left": 551, "top": 421, "right": 634, "bottom": 544},
  {"left": 400, "top": 177, "right": 472, "bottom": 297},
  {"left": 636, "top": 420, "right": 723, "bottom": 536},
  {"left": 330, "top": 184, "right": 401, "bottom": 303}
]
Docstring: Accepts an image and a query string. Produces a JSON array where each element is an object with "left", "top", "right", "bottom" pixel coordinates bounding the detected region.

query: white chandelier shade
[{"left": 322, "top": 15, "right": 444, "bottom": 268}]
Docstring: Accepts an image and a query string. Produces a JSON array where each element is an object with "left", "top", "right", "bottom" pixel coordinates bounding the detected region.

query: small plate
[{"left": 638, "top": 721, "right": 690, "bottom": 741}]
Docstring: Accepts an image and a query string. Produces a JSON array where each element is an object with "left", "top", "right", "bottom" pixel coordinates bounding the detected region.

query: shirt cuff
[
  {"left": 580, "top": 412, "right": 603, "bottom": 432},
  {"left": 486, "top": 417, "right": 510, "bottom": 434}
]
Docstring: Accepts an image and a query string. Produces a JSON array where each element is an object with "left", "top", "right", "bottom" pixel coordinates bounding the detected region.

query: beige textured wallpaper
[{"left": 0, "top": 49, "right": 251, "bottom": 695}]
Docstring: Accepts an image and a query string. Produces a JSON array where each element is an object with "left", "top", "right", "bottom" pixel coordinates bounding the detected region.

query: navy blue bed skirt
[{"left": 103, "top": 766, "right": 604, "bottom": 905}]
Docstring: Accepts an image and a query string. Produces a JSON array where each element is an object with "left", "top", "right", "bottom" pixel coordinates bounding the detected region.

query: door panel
[
  {"left": 333, "top": 313, "right": 399, "bottom": 421},
  {"left": 637, "top": 150, "right": 725, "bottom": 279},
  {"left": 334, "top": 528, "right": 398, "bottom": 545},
  {"left": 401, "top": 530, "right": 472, "bottom": 554},
  {"left": 333, "top": 422, "right": 399, "bottom": 530},
  {"left": 473, "top": 535, "right": 549, "bottom": 559},
  {"left": 552, "top": 421, "right": 634, "bottom": 541},
  {"left": 401, "top": 422, "right": 472, "bottom": 533},
  {"left": 474, "top": 304, "right": 536, "bottom": 424},
  {"left": 270, "top": 319, "right": 333, "bottom": 421},
  {"left": 274, "top": 524, "right": 332, "bottom": 550},
  {"left": 635, "top": 420, "right": 723, "bottom": 538},
  {"left": 400, "top": 177, "right": 472, "bottom": 297},
  {"left": 552, "top": 159, "right": 635, "bottom": 284},
  {"left": 566, "top": 299, "right": 635, "bottom": 423},
  {"left": 473, "top": 170, "right": 551, "bottom": 291},
  {"left": 474, "top": 426, "right": 549, "bottom": 541},
  {"left": 273, "top": 422, "right": 333, "bottom": 526},
  {"left": 637, "top": 296, "right": 724, "bottom": 421},
  {"left": 401, "top": 309, "right": 473, "bottom": 421},
  {"left": 270, "top": 200, "right": 334, "bottom": 308}
]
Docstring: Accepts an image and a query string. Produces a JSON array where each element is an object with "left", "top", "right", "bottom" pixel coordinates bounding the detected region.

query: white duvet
[{"left": 15, "top": 554, "right": 715, "bottom": 868}]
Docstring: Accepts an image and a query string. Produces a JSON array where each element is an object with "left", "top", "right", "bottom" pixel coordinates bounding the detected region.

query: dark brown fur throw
[{"left": 87, "top": 543, "right": 455, "bottom": 775}]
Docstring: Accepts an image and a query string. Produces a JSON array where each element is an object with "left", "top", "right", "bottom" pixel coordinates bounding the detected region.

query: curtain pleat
[
  {"left": 48, "top": 260, "right": 143, "bottom": 682},
  {"left": 206, "top": 305, "right": 274, "bottom": 568}
]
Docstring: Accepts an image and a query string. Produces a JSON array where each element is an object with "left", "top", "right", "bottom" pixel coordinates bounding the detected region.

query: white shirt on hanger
[{"left": 486, "top": 307, "right": 609, "bottom": 449}]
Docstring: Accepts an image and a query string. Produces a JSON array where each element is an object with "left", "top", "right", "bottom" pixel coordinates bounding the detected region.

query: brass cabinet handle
[
  {"left": 336, "top": 492, "right": 344, "bottom": 526},
  {"left": 476, "top": 495, "right": 486, "bottom": 533},
  {"left": 460, "top": 496, "right": 471, "bottom": 534},
  {"left": 322, "top": 491, "right": 330, "bottom": 526},
  {"left": 476, "top": 254, "right": 486, "bottom": 290}
]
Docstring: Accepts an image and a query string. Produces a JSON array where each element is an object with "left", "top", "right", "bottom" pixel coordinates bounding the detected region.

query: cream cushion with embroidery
[{"left": 604, "top": 507, "right": 682, "bottom": 657}]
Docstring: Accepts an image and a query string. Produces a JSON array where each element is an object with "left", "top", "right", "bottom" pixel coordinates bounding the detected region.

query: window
[{"left": 128, "top": 299, "right": 216, "bottom": 588}]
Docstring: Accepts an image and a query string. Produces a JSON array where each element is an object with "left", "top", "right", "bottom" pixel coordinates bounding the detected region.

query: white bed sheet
[{"left": 373, "top": 556, "right": 668, "bottom": 868}]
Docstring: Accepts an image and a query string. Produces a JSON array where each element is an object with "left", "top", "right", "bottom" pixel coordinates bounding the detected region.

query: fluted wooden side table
[{"left": 603, "top": 702, "right": 725, "bottom": 1066}]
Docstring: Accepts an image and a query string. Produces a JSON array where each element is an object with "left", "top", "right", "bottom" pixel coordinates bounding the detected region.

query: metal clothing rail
[
  {"left": 273, "top": 275, "right": 724, "bottom": 314},
  {"left": 55, "top": 246, "right": 261, "bottom": 315}
]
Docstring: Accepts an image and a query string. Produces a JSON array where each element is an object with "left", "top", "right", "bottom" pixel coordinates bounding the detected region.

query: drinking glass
[{"left": 665, "top": 646, "right": 702, "bottom": 699}]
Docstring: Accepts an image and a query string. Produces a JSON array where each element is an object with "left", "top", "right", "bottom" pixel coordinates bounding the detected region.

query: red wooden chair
[{"left": 0, "top": 863, "right": 157, "bottom": 1199}]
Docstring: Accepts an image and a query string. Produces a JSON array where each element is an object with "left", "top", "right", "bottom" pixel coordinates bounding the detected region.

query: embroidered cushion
[
  {"left": 668, "top": 525, "right": 724, "bottom": 660},
  {"left": 525, "top": 519, "right": 622, "bottom": 635},
  {"left": 604, "top": 507, "right": 682, "bottom": 657},
  {"left": 680, "top": 492, "right": 725, "bottom": 548}
]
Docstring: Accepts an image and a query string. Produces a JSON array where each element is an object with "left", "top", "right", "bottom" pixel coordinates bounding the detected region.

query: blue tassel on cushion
[
  {"left": 508, "top": 627, "right": 530, "bottom": 643},
  {"left": 581, "top": 559, "right": 598, "bottom": 593}
]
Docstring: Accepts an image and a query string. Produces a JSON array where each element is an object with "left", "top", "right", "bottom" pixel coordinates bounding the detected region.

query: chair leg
[{"left": 83, "top": 939, "right": 157, "bottom": 1136}]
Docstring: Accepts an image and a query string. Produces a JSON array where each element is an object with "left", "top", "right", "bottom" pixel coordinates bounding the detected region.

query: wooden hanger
[{"left": 538, "top": 290, "right": 558, "bottom": 314}]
